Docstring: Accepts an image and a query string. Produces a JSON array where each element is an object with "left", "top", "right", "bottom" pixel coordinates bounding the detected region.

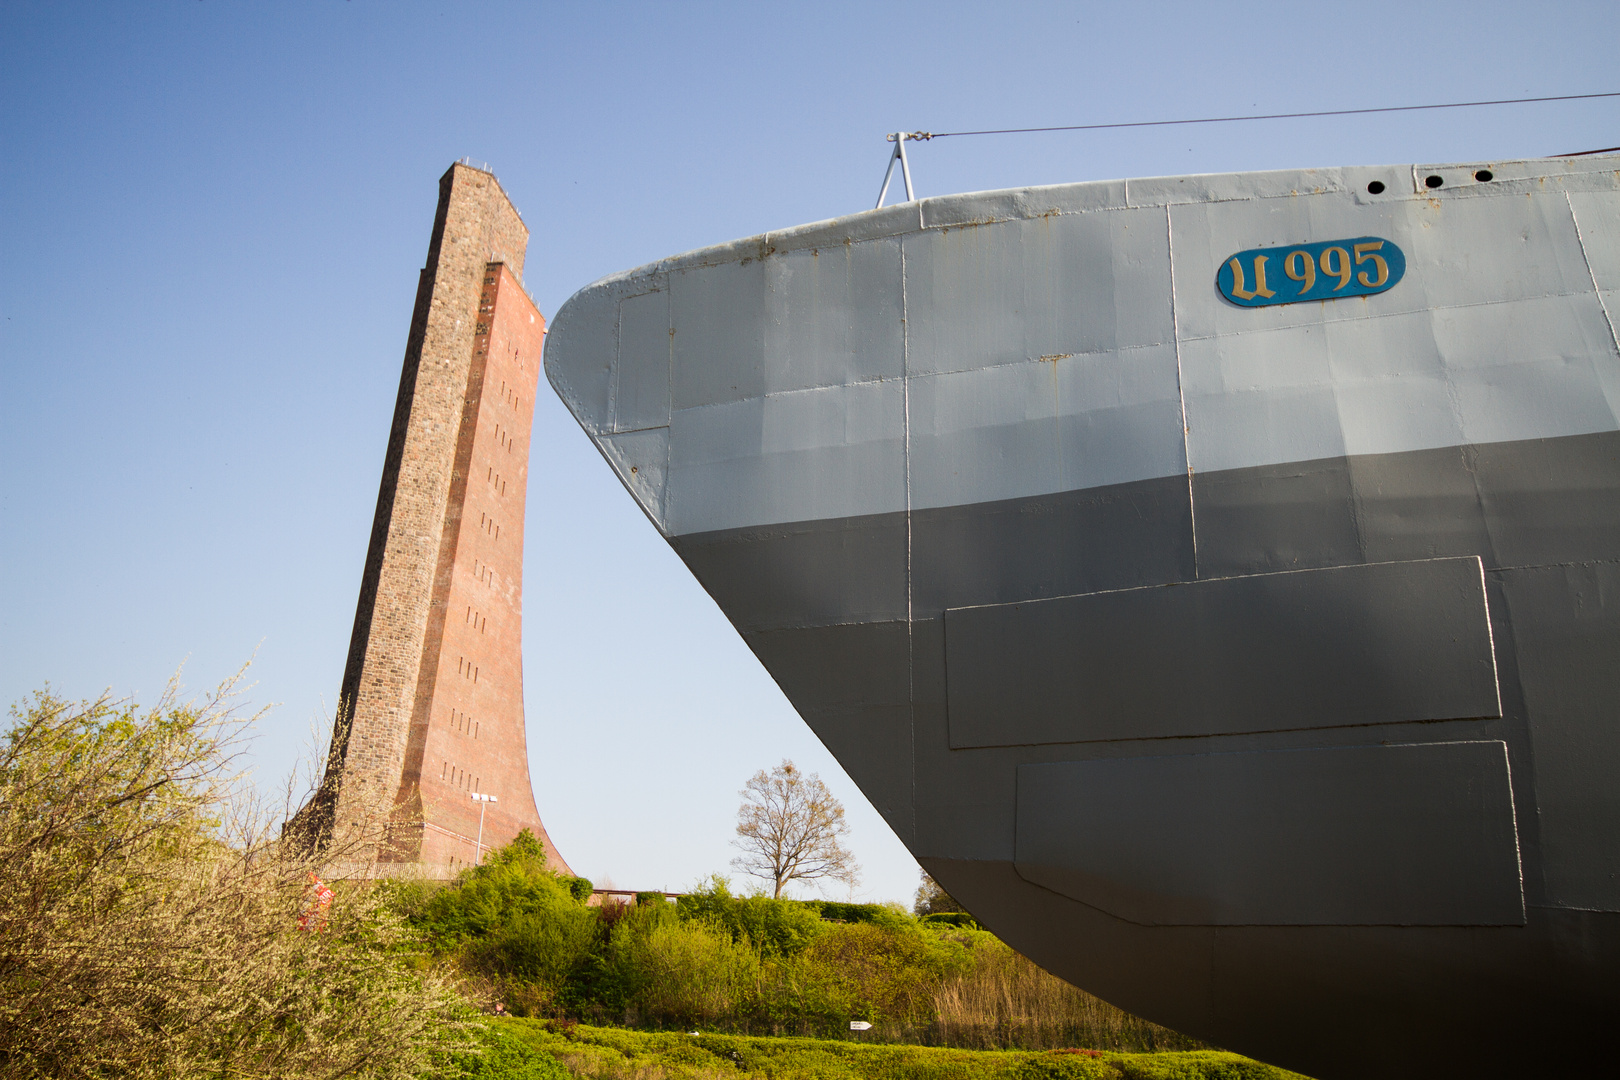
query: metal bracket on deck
[{"left": 875, "top": 132, "right": 928, "bottom": 209}]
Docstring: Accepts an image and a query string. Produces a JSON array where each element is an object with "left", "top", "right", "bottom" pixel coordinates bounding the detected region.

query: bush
[
  {"left": 0, "top": 676, "right": 472, "bottom": 1080},
  {"left": 605, "top": 905, "right": 763, "bottom": 1027},
  {"left": 411, "top": 830, "right": 597, "bottom": 1012},
  {"left": 492, "top": 873, "right": 1198, "bottom": 1050},
  {"left": 401, "top": 835, "right": 1205, "bottom": 1053},
  {"left": 445, "top": 1022, "right": 571, "bottom": 1080},
  {"left": 922, "top": 912, "right": 981, "bottom": 930},
  {"left": 804, "top": 900, "right": 915, "bottom": 930},
  {"left": 678, "top": 876, "right": 828, "bottom": 959},
  {"left": 759, "top": 920, "right": 972, "bottom": 1034}
]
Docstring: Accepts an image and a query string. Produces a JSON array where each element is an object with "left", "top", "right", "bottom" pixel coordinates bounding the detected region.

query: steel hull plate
[{"left": 546, "top": 155, "right": 1620, "bottom": 1079}]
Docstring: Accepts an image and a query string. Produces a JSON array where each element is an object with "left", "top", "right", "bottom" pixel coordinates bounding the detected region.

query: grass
[{"left": 468, "top": 1019, "right": 1314, "bottom": 1080}]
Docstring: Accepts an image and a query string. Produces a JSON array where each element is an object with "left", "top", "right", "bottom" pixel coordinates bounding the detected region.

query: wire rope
[{"left": 893, "top": 91, "right": 1620, "bottom": 142}]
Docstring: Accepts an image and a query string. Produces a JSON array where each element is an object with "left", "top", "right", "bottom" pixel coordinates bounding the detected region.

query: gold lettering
[
  {"left": 1354, "top": 241, "right": 1389, "bottom": 287},
  {"left": 1319, "top": 246, "right": 1352, "bottom": 290},
  {"left": 1229, "top": 255, "right": 1277, "bottom": 300},
  {"left": 1283, "top": 249, "right": 1316, "bottom": 294}
]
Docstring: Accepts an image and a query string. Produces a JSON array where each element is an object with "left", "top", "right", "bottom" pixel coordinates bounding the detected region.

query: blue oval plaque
[{"left": 1217, "top": 236, "right": 1405, "bottom": 307}]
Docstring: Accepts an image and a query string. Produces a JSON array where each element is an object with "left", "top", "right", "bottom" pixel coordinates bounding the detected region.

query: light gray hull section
[{"left": 545, "top": 155, "right": 1620, "bottom": 1078}]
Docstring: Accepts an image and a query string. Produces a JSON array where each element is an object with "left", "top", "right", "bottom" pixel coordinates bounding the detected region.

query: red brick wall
[
  {"left": 408, "top": 264, "right": 570, "bottom": 875},
  {"left": 306, "top": 163, "right": 571, "bottom": 877}
]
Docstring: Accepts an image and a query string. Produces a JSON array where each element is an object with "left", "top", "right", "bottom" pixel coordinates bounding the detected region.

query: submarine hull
[{"left": 545, "top": 154, "right": 1620, "bottom": 1078}]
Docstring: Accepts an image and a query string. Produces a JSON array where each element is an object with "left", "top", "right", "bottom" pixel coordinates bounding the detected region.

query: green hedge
[
  {"left": 442, "top": 1023, "right": 571, "bottom": 1080},
  {"left": 479, "top": 1019, "right": 1313, "bottom": 1080}
]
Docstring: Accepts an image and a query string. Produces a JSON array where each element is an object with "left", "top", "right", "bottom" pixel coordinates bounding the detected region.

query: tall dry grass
[{"left": 929, "top": 943, "right": 1204, "bottom": 1052}]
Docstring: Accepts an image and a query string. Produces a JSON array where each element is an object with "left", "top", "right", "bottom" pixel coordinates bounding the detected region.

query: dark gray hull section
[{"left": 670, "top": 428, "right": 1620, "bottom": 1079}]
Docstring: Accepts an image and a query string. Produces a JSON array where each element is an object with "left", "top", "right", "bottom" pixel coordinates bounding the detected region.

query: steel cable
[{"left": 892, "top": 91, "right": 1620, "bottom": 142}]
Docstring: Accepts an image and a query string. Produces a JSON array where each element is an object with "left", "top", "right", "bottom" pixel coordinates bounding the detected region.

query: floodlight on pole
[{"left": 470, "top": 792, "right": 498, "bottom": 863}]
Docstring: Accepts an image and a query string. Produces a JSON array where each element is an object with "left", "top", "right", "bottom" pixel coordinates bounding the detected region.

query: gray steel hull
[{"left": 545, "top": 155, "right": 1620, "bottom": 1078}]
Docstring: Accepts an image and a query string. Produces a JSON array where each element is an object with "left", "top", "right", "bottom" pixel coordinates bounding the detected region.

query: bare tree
[{"left": 731, "top": 759, "right": 860, "bottom": 898}]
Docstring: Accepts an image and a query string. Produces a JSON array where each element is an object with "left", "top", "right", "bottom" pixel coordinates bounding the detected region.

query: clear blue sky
[{"left": 3, "top": 0, "right": 1617, "bottom": 904}]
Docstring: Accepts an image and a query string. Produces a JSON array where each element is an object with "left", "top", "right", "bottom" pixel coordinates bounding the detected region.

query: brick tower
[{"left": 304, "top": 162, "right": 569, "bottom": 875}]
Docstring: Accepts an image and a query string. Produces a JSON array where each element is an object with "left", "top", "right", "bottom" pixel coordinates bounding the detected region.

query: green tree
[{"left": 915, "top": 870, "right": 965, "bottom": 915}]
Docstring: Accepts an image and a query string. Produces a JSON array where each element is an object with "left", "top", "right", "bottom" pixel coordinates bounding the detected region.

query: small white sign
[{"left": 849, "top": 1021, "right": 872, "bottom": 1031}]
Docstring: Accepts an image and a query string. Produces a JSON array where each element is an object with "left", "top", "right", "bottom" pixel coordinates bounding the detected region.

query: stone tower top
[{"left": 426, "top": 162, "right": 530, "bottom": 282}]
